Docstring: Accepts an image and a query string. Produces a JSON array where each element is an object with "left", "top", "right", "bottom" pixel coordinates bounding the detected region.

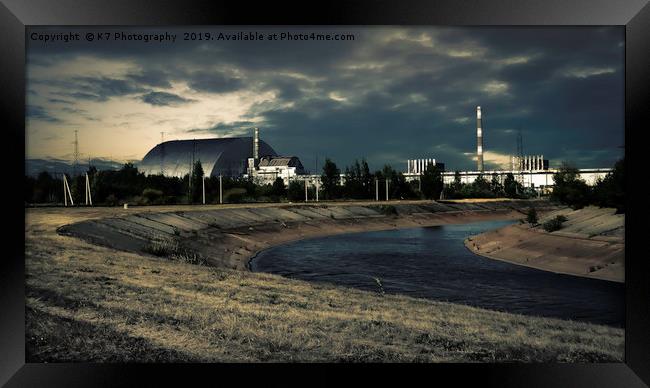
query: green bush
[
  {"left": 142, "top": 188, "right": 164, "bottom": 204},
  {"left": 105, "top": 194, "right": 119, "bottom": 206},
  {"left": 543, "top": 215, "right": 567, "bottom": 232},
  {"left": 526, "top": 208, "right": 538, "bottom": 225},
  {"left": 378, "top": 205, "right": 398, "bottom": 216},
  {"left": 225, "top": 188, "right": 247, "bottom": 203}
]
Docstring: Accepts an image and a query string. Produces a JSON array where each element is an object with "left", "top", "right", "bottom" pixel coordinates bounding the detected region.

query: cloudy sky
[{"left": 26, "top": 26, "right": 624, "bottom": 173}]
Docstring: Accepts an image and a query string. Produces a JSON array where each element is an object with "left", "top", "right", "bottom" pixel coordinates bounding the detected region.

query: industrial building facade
[{"left": 439, "top": 168, "right": 612, "bottom": 192}]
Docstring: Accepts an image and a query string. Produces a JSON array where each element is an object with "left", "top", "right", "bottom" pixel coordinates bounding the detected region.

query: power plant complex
[
  {"left": 137, "top": 105, "right": 613, "bottom": 194},
  {"left": 403, "top": 105, "right": 611, "bottom": 192},
  {"left": 139, "top": 128, "right": 307, "bottom": 185}
]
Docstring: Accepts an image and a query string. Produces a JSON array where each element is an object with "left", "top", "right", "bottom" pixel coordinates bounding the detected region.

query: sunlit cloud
[
  {"left": 481, "top": 80, "right": 509, "bottom": 96},
  {"left": 563, "top": 67, "right": 616, "bottom": 78},
  {"left": 496, "top": 55, "right": 532, "bottom": 65},
  {"left": 25, "top": 26, "right": 624, "bottom": 172}
]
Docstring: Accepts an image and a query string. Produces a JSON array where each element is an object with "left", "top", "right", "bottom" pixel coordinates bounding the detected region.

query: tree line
[
  {"left": 550, "top": 158, "right": 624, "bottom": 213},
  {"left": 24, "top": 157, "right": 624, "bottom": 211}
]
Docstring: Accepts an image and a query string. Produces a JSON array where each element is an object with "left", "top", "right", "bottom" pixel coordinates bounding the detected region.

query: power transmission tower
[{"left": 516, "top": 128, "right": 524, "bottom": 188}]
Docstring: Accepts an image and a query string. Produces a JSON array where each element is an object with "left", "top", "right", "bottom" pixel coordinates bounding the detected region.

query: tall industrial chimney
[
  {"left": 476, "top": 106, "right": 484, "bottom": 172},
  {"left": 253, "top": 127, "right": 260, "bottom": 160}
]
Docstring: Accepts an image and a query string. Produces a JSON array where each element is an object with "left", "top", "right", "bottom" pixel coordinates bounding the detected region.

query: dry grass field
[{"left": 25, "top": 204, "right": 624, "bottom": 362}]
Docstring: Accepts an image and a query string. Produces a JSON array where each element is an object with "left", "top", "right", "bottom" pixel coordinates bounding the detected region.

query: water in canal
[{"left": 250, "top": 220, "right": 624, "bottom": 327}]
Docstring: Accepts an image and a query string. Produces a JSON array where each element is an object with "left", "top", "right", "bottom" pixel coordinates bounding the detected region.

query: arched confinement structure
[{"left": 138, "top": 137, "right": 278, "bottom": 178}]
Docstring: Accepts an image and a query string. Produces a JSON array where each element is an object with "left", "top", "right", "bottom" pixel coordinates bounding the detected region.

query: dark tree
[
  {"left": 360, "top": 159, "right": 373, "bottom": 198},
  {"left": 270, "top": 177, "right": 286, "bottom": 199},
  {"left": 189, "top": 160, "right": 205, "bottom": 203},
  {"left": 592, "top": 158, "right": 625, "bottom": 213},
  {"left": 471, "top": 174, "right": 493, "bottom": 198},
  {"left": 320, "top": 158, "right": 340, "bottom": 200},
  {"left": 31, "top": 171, "right": 61, "bottom": 203},
  {"left": 287, "top": 180, "right": 304, "bottom": 201},
  {"left": 490, "top": 173, "right": 504, "bottom": 196},
  {"left": 551, "top": 162, "right": 591, "bottom": 209},
  {"left": 93, "top": 163, "right": 146, "bottom": 204},
  {"left": 421, "top": 162, "right": 443, "bottom": 200},
  {"left": 445, "top": 170, "right": 464, "bottom": 199},
  {"left": 503, "top": 173, "right": 522, "bottom": 198}
]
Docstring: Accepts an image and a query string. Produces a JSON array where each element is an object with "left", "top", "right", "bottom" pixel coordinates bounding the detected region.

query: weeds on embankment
[
  {"left": 543, "top": 215, "right": 569, "bottom": 232},
  {"left": 142, "top": 239, "right": 207, "bottom": 266}
]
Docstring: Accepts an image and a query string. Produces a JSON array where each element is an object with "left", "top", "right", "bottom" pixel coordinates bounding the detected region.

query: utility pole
[
  {"left": 188, "top": 139, "right": 196, "bottom": 203},
  {"left": 202, "top": 175, "right": 206, "bottom": 205},
  {"left": 85, "top": 173, "right": 92, "bottom": 206},
  {"left": 219, "top": 175, "right": 223, "bottom": 204},
  {"left": 63, "top": 175, "right": 74, "bottom": 206},
  {"left": 375, "top": 178, "right": 379, "bottom": 201},
  {"left": 304, "top": 179, "right": 308, "bottom": 202},
  {"left": 315, "top": 180, "right": 319, "bottom": 202},
  {"left": 385, "top": 179, "right": 389, "bottom": 201}
]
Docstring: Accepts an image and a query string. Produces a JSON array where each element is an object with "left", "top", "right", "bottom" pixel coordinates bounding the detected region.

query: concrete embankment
[
  {"left": 58, "top": 200, "right": 557, "bottom": 270},
  {"left": 465, "top": 206, "right": 624, "bottom": 282}
]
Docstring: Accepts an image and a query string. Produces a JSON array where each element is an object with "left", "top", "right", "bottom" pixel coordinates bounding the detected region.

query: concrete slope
[
  {"left": 466, "top": 206, "right": 625, "bottom": 282},
  {"left": 59, "top": 200, "right": 555, "bottom": 270}
]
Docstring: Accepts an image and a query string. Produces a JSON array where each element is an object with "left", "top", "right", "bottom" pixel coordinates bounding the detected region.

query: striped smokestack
[
  {"left": 476, "top": 106, "right": 484, "bottom": 172},
  {"left": 253, "top": 127, "right": 260, "bottom": 160}
]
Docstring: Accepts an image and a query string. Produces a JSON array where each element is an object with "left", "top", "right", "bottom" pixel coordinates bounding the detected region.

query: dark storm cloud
[
  {"left": 27, "top": 105, "right": 61, "bottom": 123},
  {"left": 186, "top": 71, "right": 245, "bottom": 94},
  {"left": 48, "top": 98, "right": 75, "bottom": 104},
  {"left": 141, "top": 91, "right": 195, "bottom": 106},
  {"left": 126, "top": 70, "right": 173, "bottom": 88},
  {"left": 75, "top": 76, "right": 149, "bottom": 101},
  {"left": 187, "top": 121, "right": 257, "bottom": 135},
  {"left": 42, "top": 76, "right": 149, "bottom": 102},
  {"left": 27, "top": 26, "right": 624, "bottom": 170}
]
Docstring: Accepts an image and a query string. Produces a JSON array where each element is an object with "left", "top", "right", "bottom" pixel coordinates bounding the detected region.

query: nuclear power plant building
[{"left": 139, "top": 137, "right": 278, "bottom": 178}]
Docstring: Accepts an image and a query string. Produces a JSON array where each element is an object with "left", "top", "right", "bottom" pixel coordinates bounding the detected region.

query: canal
[{"left": 251, "top": 220, "right": 624, "bottom": 327}]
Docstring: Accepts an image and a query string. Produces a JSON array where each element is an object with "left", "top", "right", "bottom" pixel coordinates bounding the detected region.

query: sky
[{"left": 26, "top": 26, "right": 624, "bottom": 173}]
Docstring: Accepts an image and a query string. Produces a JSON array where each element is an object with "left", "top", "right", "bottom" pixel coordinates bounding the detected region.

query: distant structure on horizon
[
  {"left": 402, "top": 106, "right": 612, "bottom": 193},
  {"left": 512, "top": 155, "right": 549, "bottom": 171},
  {"left": 139, "top": 128, "right": 306, "bottom": 185}
]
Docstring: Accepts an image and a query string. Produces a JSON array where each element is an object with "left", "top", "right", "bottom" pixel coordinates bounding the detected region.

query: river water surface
[{"left": 251, "top": 220, "right": 624, "bottom": 327}]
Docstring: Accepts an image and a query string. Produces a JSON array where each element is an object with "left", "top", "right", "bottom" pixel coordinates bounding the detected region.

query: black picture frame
[{"left": 2, "top": 0, "right": 649, "bottom": 386}]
